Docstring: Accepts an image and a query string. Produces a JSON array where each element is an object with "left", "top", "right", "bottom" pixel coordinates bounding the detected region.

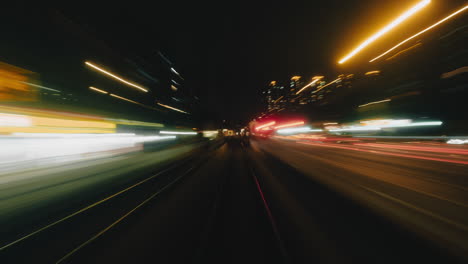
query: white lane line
[
  {"left": 0, "top": 162, "right": 182, "bottom": 251},
  {"left": 359, "top": 185, "right": 468, "bottom": 232},
  {"left": 55, "top": 166, "right": 195, "bottom": 264}
]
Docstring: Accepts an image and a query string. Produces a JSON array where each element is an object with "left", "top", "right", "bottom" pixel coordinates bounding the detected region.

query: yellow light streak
[
  {"left": 273, "top": 96, "right": 284, "bottom": 104},
  {"left": 85, "top": 61, "right": 148, "bottom": 92},
  {"left": 157, "top": 102, "right": 189, "bottom": 114},
  {"left": 89, "top": 86, "right": 108, "bottom": 94},
  {"left": 365, "top": 70, "right": 381, "bottom": 75},
  {"left": 296, "top": 76, "right": 324, "bottom": 95},
  {"left": 312, "top": 78, "right": 340, "bottom": 94},
  {"left": 338, "top": 0, "right": 430, "bottom": 64},
  {"left": 110, "top": 93, "right": 142, "bottom": 105},
  {"left": 358, "top": 99, "right": 391, "bottom": 108},
  {"left": 385, "top": 42, "right": 422, "bottom": 61},
  {"left": 370, "top": 5, "right": 468, "bottom": 62}
]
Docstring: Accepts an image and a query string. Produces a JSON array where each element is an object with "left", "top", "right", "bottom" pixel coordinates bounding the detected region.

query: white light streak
[
  {"left": 329, "top": 127, "right": 381, "bottom": 132},
  {"left": 160, "top": 131, "right": 197, "bottom": 135},
  {"left": 277, "top": 126, "right": 323, "bottom": 135},
  {"left": 21, "top": 82, "right": 61, "bottom": 92},
  {"left": 447, "top": 139, "right": 468, "bottom": 144}
]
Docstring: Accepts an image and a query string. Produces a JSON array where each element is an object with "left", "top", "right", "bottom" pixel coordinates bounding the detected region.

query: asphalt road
[{"left": 1, "top": 137, "right": 467, "bottom": 263}]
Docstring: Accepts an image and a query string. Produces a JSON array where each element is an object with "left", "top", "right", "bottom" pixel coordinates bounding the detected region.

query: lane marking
[
  {"left": 0, "top": 161, "right": 184, "bottom": 251},
  {"left": 290, "top": 146, "right": 468, "bottom": 208},
  {"left": 359, "top": 185, "right": 468, "bottom": 232},
  {"left": 250, "top": 168, "right": 290, "bottom": 263},
  {"left": 55, "top": 166, "right": 195, "bottom": 263}
]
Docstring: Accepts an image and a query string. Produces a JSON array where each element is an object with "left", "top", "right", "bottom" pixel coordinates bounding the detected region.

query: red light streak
[
  {"left": 274, "top": 121, "right": 305, "bottom": 129},
  {"left": 297, "top": 142, "right": 468, "bottom": 165},
  {"left": 255, "top": 121, "right": 276, "bottom": 131}
]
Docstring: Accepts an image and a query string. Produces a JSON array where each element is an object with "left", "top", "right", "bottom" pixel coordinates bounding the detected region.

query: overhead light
[
  {"left": 370, "top": 4, "right": 468, "bottom": 62},
  {"left": 157, "top": 102, "right": 189, "bottom": 114},
  {"left": 89, "top": 86, "right": 108, "bottom": 94},
  {"left": 338, "top": 0, "right": 431, "bottom": 64},
  {"left": 358, "top": 99, "right": 391, "bottom": 108},
  {"left": 85, "top": 61, "right": 148, "bottom": 92}
]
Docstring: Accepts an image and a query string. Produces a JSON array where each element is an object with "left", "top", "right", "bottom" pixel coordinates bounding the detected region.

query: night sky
[
  {"left": 52, "top": 0, "right": 384, "bottom": 124},
  {"left": 4, "top": 1, "right": 466, "bottom": 126}
]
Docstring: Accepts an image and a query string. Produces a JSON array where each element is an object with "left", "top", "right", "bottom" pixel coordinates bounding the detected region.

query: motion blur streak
[
  {"left": 110, "top": 94, "right": 160, "bottom": 111},
  {"left": 297, "top": 141, "right": 468, "bottom": 165},
  {"left": 295, "top": 78, "right": 320, "bottom": 94},
  {"left": 312, "top": 78, "right": 340, "bottom": 93},
  {"left": 384, "top": 42, "right": 422, "bottom": 61},
  {"left": 370, "top": 4, "right": 468, "bottom": 62},
  {"left": 0, "top": 133, "right": 176, "bottom": 175},
  {"left": 21, "top": 82, "right": 61, "bottom": 92},
  {"left": 354, "top": 143, "right": 468, "bottom": 155},
  {"left": 358, "top": 99, "right": 391, "bottom": 108},
  {"left": 338, "top": 0, "right": 430, "bottom": 64},
  {"left": 277, "top": 126, "right": 322, "bottom": 135},
  {"left": 441, "top": 66, "right": 468, "bottom": 79},
  {"left": 160, "top": 131, "right": 197, "bottom": 135},
  {"left": 448, "top": 139, "right": 468, "bottom": 145},
  {"left": 0, "top": 112, "right": 115, "bottom": 134},
  {"left": 329, "top": 127, "right": 381, "bottom": 132},
  {"left": 84, "top": 61, "right": 148, "bottom": 92},
  {"left": 156, "top": 102, "right": 189, "bottom": 114},
  {"left": 89, "top": 86, "right": 108, "bottom": 94},
  {"left": 364, "top": 70, "right": 380, "bottom": 75},
  {"left": 274, "top": 121, "right": 305, "bottom": 129},
  {"left": 255, "top": 121, "right": 276, "bottom": 131}
]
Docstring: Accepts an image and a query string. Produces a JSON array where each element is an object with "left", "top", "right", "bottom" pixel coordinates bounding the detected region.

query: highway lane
[
  {"left": 1, "top": 137, "right": 467, "bottom": 263},
  {"left": 45, "top": 138, "right": 283, "bottom": 264},
  {"left": 253, "top": 137, "right": 468, "bottom": 262},
  {"left": 0, "top": 139, "right": 284, "bottom": 264},
  {"left": 0, "top": 139, "right": 223, "bottom": 263}
]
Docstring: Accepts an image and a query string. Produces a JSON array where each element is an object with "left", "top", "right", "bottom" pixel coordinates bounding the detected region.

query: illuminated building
[{"left": 263, "top": 80, "right": 285, "bottom": 111}]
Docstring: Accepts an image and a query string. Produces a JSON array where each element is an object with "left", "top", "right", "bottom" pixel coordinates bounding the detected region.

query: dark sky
[
  {"left": 6, "top": 1, "right": 466, "bottom": 126},
  {"left": 52, "top": 0, "right": 383, "bottom": 124}
]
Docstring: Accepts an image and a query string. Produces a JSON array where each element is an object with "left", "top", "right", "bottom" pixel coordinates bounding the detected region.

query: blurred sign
[{"left": 0, "top": 62, "right": 38, "bottom": 102}]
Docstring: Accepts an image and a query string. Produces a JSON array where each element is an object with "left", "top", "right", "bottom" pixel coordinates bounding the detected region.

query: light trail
[
  {"left": 297, "top": 141, "right": 468, "bottom": 165},
  {"left": 156, "top": 102, "right": 189, "bottom": 114},
  {"left": 296, "top": 78, "right": 320, "bottom": 95},
  {"left": 275, "top": 121, "right": 305, "bottom": 129},
  {"left": 338, "top": 0, "right": 430, "bottom": 64},
  {"left": 85, "top": 61, "right": 148, "bottom": 92},
  {"left": 255, "top": 121, "right": 276, "bottom": 131},
  {"left": 277, "top": 126, "right": 323, "bottom": 135},
  {"left": 312, "top": 78, "right": 341, "bottom": 94},
  {"left": 370, "top": 4, "right": 468, "bottom": 62},
  {"left": 160, "top": 131, "right": 197, "bottom": 135},
  {"left": 358, "top": 99, "right": 391, "bottom": 108},
  {"left": 89, "top": 86, "right": 108, "bottom": 94}
]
